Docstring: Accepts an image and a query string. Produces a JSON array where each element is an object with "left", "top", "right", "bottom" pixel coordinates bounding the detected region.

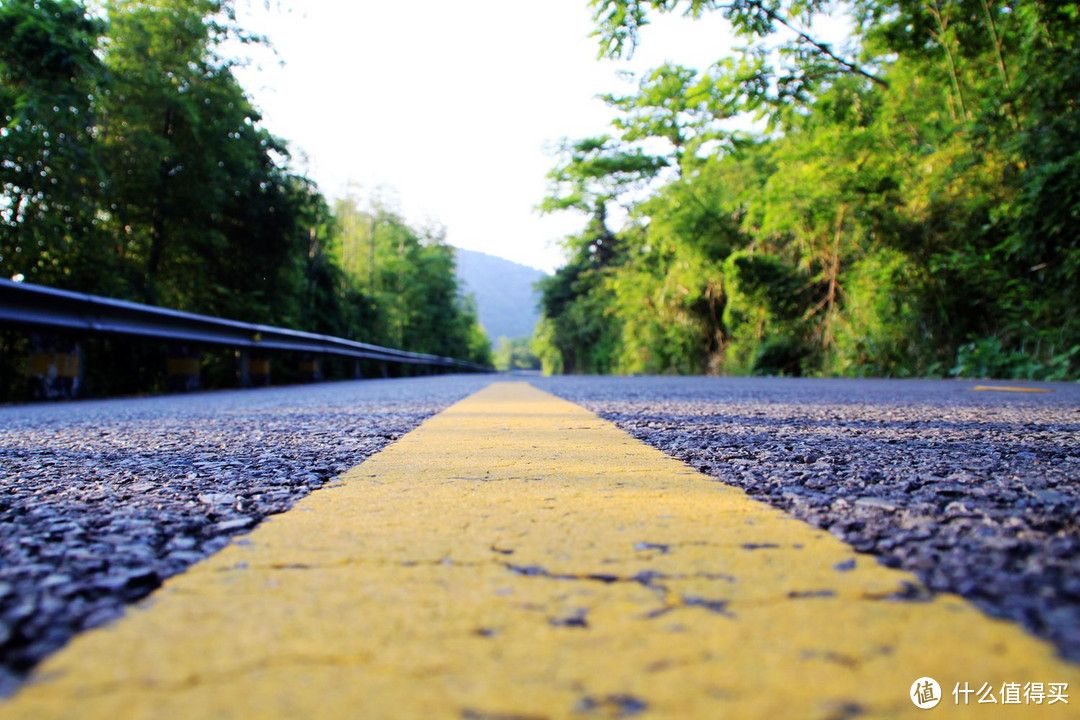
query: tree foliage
[
  {"left": 0, "top": 0, "right": 489, "bottom": 374},
  {"left": 493, "top": 336, "right": 541, "bottom": 372},
  {"left": 535, "top": 0, "right": 1079, "bottom": 379},
  {"left": 0, "top": 0, "right": 107, "bottom": 290}
]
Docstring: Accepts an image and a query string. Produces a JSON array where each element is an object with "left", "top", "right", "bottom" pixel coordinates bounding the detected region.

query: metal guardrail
[{"left": 0, "top": 278, "right": 491, "bottom": 373}]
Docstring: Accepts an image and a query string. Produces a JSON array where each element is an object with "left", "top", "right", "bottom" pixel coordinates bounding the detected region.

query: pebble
[
  {"left": 854, "top": 497, "right": 898, "bottom": 512},
  {"left": 210, "top": 518, "right": 256, "bottom": 533}
]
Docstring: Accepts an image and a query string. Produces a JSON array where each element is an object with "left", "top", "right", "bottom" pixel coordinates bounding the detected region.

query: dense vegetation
[
  {"left": 493, "top": 336, "right": 542, "bottom": 372},
  {"left": 534, "top": 0, "right": 1079, "bottom": 379},
  {"left": 0, "top": 0, "right": 490, "bottom": 387}
]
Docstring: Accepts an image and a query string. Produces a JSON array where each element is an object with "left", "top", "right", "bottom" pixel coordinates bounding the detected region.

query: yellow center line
[{"left": 2, "top": 382, "right": 1076, "bottom": 719}]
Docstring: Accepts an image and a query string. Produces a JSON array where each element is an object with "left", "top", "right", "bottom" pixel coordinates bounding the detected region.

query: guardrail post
[
  {"left": 250, "top": 354, "right": 271, "bottom": 387},
  {"left": 26, "top": 333, "right": 83, "bottom": 400},
  {"left": 237, "top": 352, "right": 270, "bottom": 387},
  {"left": 298, "top": 354, "right": 322, "bottom": 383},
  {"left": 237, "top": 351, "right": 272, "bottom": 387},
  {"left": 166, "top": 345, "right": 201, "bottom": 393}
]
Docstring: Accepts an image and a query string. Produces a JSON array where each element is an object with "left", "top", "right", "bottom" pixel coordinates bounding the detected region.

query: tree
[
  {"left": 493, "top": 336, "right": 540, "bottom": 371},
  {"left": 591, "top": 1, "right": 888, "bottom": 103},
  {"left": 330, "top": 198, "right": 491, "bottom": 364},
  {"left": 541, "top": 135, "right": 667, "bottom": 266},
  {"left": 100, "top": 0, "right": 282, "bottom": 309},
  {"left": 613, "top": 152, "right": 754, "bottom": 374},
  {"left": 533, "top": 0, "right": 1078, "bottom": 379},
  {"left": 0, "top": 0, "right": 110, "bottom": 290},
  {"left": 600, "top": 62, "right": 739, "bottom": 172}
]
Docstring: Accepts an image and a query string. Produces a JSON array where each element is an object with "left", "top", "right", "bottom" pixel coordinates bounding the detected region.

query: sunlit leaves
[
  {"left": 0, "top": 0, "right": 107, "bottom": 287},
  {"left": 537, "top": 0, "right": 1079, "bottom": 379}
]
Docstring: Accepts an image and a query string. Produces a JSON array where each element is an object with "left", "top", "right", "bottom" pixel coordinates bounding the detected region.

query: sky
[{"left": 230, "top": 0, "right": 737, "bottom": 273}]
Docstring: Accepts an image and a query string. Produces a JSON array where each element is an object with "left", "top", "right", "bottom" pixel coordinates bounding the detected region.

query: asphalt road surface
[{"left": 1, "top": 374, "right": 1077, "bottom": 699}]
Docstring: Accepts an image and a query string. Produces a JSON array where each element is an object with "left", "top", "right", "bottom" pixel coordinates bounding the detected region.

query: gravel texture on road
[
  {"left": 0, "top": 375, "right": 494, "bottom": 695},
  {"left": 534, "top": 376, "right": 1080, "bottom": 665}
]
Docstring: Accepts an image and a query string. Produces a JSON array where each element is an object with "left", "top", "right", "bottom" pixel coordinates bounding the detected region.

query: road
[{"left": 0, "top": 375, "right": 1077, "bottom": 716}]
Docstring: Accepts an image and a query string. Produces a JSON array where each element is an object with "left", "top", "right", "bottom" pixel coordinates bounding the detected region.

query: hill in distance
[{"left": 454, "top": 247, "right": 547, "bottom": 344}]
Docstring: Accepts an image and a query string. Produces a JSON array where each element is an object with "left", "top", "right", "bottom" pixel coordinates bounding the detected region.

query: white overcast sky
[{"left": 230, "top": 0, "right": 736, "bottom": 272}]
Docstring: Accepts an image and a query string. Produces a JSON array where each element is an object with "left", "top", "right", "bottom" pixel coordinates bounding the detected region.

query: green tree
[
  {"left": 600, "top": 62, "right": 738, "bottom": 172},
  {"left": 100, "top": 0, "right": 284, "bottom": 310},
  {"left": 541, "top": 135, "right": 666, "bottom": 266},
  {"left": 331, "top": 198, "right": 491, "bottom": 365},
  {"left": 591, "top": 0, "right": 889, "bottom": 104},
  {"left": 0, "top": 0, "right": 111, "bottom": 290},
  {"left": 722, "top": 250, "right": 816, "bottom": 375},
  {"left": 534, "top": 252, "right": 623, "bottom": 374},
  {"left": 493, "top": 336, "right": 540, "bottom": 371},
  {"left": 532, "top": 0, "right": 1078, "bottom": 379},
  {"left": 609, "top": 154, "right": 751, "bottom": 374},
  {"left": 533, "top": 136, "right": 667, "bottom": 373}
]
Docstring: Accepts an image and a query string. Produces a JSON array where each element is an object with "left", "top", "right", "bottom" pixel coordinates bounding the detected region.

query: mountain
[{"left": 454, "top": 248, "right": 547, "bottom": 343}]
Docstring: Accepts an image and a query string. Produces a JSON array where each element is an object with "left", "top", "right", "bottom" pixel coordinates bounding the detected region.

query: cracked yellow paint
[{"left": 2, "top": 382, "right": 1077, "bottom": 719}]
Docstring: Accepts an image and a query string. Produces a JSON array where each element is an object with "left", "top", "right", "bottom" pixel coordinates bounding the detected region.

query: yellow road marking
[
  {"left": 2, "top": 382, "right": 1077, "bottom": 719},
  {"left": 972, "top": 385, "right": 1052, "bottom": 393}
]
